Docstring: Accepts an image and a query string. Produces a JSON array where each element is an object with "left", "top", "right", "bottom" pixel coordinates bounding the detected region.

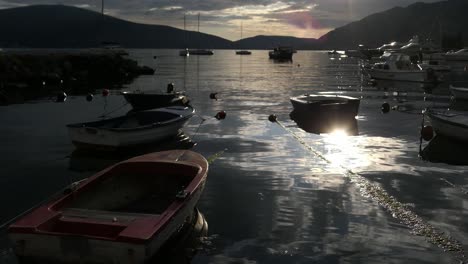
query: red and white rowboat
[{"left": 8, "top": 150, "right": 208, "bottom": 263}]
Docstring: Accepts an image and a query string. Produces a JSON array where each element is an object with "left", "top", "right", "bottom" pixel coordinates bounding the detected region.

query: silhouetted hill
[
  {"left": 234, "top": 35, "right": 320, "bottom": 50},
  {"left": 320, "top": 0, "right": 468, "bottom": 49},
  {"left": 0, "top": 5, "right": 233, "bottom": 48}
]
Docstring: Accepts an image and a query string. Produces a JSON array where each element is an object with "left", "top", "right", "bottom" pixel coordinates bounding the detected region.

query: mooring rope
[
  {"left": 99, "top": 101, "right": 129, "bottom": 118},
  {"left": 271, "top": 117, "right": 467, "bottom": 262}
]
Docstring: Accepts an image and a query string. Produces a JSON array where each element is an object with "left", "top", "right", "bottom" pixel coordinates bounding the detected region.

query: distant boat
[
  {"left": 328, "top": 50, "right": 339, "bottom": 55},
  {"left": 88, "top": 42, "right": 129, "bottom": 56},
  {"left": 121, "top": 84, "right": 189, "bottom": 111},
  {"left": 67, "top": 106, "right": 194, "bottom": 149},
  {"left": 269, "top": 46, "right": 293, "bottom": 60},
  {"left": 450, "top": 85, "right": 468, "bottom": 100},
  {"left": 8, "top": 149, "right": 208, "bottom": 263},
  {"left": 290, "top": 94, "right": 360, "bottom": 119},
  {"left": 427, "top": 109, "right": 468, "bottom": 142},
  {"left": 235, "top": 22, "right": 251, "bottom": 55},
  {"left": 182, "top": 13, "right": 213, "bottom": 56}
]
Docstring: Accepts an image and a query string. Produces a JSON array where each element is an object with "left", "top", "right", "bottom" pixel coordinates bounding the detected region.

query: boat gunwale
[{"left": 427, "top": 110, "right": 468, "bottom": 130}]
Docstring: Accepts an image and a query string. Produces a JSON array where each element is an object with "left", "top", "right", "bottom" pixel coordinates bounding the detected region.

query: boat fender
[
  {"left": 421, "top": 125, "right": 434, "bottom": 141},
  {"left": 56, "top": 92, "right": 67, "bottom": 103},
  {"left": 268, "top": 114, "right": 277, "bottom": 122},
  {"left": 102, "top": 89, "right": 110, "bottom": 97},
  {"left": 381, "top": 102, "right": 390, "bottom": 113},
  {"left": 215, "top": 111, "right": 226, "bottom": 120},
  {"left": 209, "top": 93, "right": 218, "bottom": 100},
  {"left": 86, "top": 93, "right": 94, "bottom": 102},
  {"left": 167, "top": 83, "right": 175, "bottom": 93}
]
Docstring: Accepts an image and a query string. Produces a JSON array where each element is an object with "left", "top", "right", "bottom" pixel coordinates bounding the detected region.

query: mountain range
[{"left": 0, "top": 1, "right": 466, "bottom": 50}]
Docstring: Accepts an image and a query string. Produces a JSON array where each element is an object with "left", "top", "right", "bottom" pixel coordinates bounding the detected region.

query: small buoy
[
  {"left": 297, "top": 64, "right": 300, "bottom": 67},
  {"left": 209, "top": 93, "right": 218, "bottom": 100},
  {"left": 215, "top": 110, "right": 226, "bottom": 120},
  {"left": 167, "top": 83, "right": 175, "bottom": 93},
  {"left": 421, "top": 125, "right": 434, "bottom": 141},
  {"left": 102, "top": 89, "right": 110, "bottom": 97},
  {"left": 153, "top": 55, "right": 157, "bottom": 59},
  {"left": 86, "top": 93, "right": 94, "bottom": 102},
  {"left": 268, "top": 114, "right": 277, "bottom": 123},
  {"left": 56, "top": 92, "right": 67, "bottom": 102},
  {"left": 381, "top": 102, "right": 390, "bottom": 113}
]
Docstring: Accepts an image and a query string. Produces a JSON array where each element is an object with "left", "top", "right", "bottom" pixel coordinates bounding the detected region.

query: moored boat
[
  {"left": 188, "top": 49, "right": 214, "bottom": 55},
  {"left": 67, "top": 106, "right": 194, "bottom": 150},
  {"left": 450, "top": 85, "right": 468, "bottom": 100},
  {"left": 236, "top": 50, "right": 252, "bottom": 55},
  {"left": 365, "top": 53, "right": 435, "bottom": 83},
  {"left": 426, "top": 109, "right": 468, "bottom": 142},
  {"left": 290, "top": 94, "right": 361, "bottom": 118},
  {"left": 8, "top": 150, "right": 208, "bottom": 263},
  {"left": 444, "top": 48, "right": 468, "bottom": 61},
  {"left": 121, "top": 86, "right": 189, "bottom": 111},
  {"left": 269, "top": 46, "right": 293, "bottom": 60}
]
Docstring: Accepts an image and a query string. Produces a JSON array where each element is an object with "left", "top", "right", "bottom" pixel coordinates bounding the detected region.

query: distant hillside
[
  {"left": 320, "top": 0, "right": 468, "bottom": 49},
  {"left": 234, "top": 35, "right": 320, "bottom": 50},
  {"left": 0, "top": 5, "right": 233, "bottom": 49}
]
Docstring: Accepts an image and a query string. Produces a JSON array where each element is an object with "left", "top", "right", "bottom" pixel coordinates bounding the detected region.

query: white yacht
[
  {"left": 444, "top": 48, "right": 468, "bottom": 61},
  {"left": 365, "top": 53, "right": 434, "bottom": 82}
]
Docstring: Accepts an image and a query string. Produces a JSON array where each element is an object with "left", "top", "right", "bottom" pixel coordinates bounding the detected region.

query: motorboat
[
  {"left": 426, "top": 109, "right": 468, "bottom": 142},
  {"left": 269, "top": 46, "right": 294, "bottom": 60},
  {"left": 179, "top": 48, "right": 190, "bottom": 57},
  {"left": 8, "top": 150, "right": 208, "bottom": 263},
  {"left": 236, "top": 50, "right": 252, "bottom": 55},
  {"left": 67, "top": 106, "right": 194, "bottom": 149},
  {"left": 450, "top": 85, "right": 468, "bottom": 100},
  {"left": 290, "top": 94, "right": 360, "bottom": 119},
  {"left": 121, "top": 86, "right": 189, "bottom": 111},
  {"left": 365, "top": 53, "right": 435, "bottom": 82}
]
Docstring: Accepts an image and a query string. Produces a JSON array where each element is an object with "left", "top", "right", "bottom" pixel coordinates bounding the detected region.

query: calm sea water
[{"left": 1, "top": 50, "right": 468, "bottom": 263}]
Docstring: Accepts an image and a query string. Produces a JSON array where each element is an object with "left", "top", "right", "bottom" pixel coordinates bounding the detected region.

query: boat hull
[
  {"left": 427, "top": 110, "right": 468, "bottom": 142},
  {"left": 367, "top": 69, "right": 428, "bottom": 82},
  {"left": 67, "top": 107, "right": 194, "bottom": 149},
  {"left": 122, "top": 92, "right": 188, "bottom": 111},
  {"left": 290, "top": 95, "right": 361, "bottom": 118}
]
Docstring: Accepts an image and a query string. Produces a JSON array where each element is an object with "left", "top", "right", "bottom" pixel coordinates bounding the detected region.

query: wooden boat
[
  {"left": 121, "top": 90, "right": 189, "bottom": 111},
  {"left": 67, "top": 106, "right": 194, "bottom": 149},
  {"left": 269, "top": 46, "right": 293, "bottom": 60},
  {"left": 426, "top": 109, "right": 468, "bottom": 142},
  {"left": 290, "top": 94, "right": 360, "bottom": 118},
  {"left": 450, "top": 85, "right": 468, "bottom": 100},
  {"left": 8, "top": 150, "right": 208, "bottom": 263}
]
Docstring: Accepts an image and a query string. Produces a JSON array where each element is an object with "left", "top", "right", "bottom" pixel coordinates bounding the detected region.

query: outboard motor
[{"left": 167, "top": 83, "right": 175, "bottom": 93}]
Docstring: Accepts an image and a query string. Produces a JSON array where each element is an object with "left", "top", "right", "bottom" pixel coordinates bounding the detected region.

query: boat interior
[
  {"left": 39, "top": 162, "right": 199, "bottom": 237},
  {"left": 63, "top": 162, "right": 195, "bottom": 214}
]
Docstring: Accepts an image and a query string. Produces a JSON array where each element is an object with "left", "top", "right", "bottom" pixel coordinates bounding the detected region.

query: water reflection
[
  {"left": 290, "top": 110, "right": 358, "bottom": 135},
  {"left": 421, "top": 135, "right": 468, "bottom": 165}
]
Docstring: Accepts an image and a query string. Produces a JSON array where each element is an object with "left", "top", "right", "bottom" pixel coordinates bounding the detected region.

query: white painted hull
[
  {"left": 428, "top": 111, "right": 468, "bottom": 142},
  {"left": 450, "top": 85, "right": 468, "bottom": 100},
  {"left": 367, "top": 69, "right": 427, "bottom": 82},
  {"left": 9, "top": 181, "right": 206, "bottom": 264},
  {"left": 68, "top": 118, "right": 189, "bottom": 148}
]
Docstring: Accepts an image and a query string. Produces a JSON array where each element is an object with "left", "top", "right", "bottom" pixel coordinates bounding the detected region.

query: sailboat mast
[
  {"left": 101, "top": 0, "right": 104, "bottom": 16},
  {"left": 198, "top": 13, "right": 200, "bottom": 32},
  {"left": 241, "top": 22, "right": 243, "bottom": 40}
]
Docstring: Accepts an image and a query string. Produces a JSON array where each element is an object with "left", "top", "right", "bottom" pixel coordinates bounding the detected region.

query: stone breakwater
[{"left": 0, "top": 52, "right": 154, "bottom": 104}]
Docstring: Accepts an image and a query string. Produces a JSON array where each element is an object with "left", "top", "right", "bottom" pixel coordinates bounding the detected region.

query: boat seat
[{"left": 62, "top": 208, "right": 159, "bottom": 223}]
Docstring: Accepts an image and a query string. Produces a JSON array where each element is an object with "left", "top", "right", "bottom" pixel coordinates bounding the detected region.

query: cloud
[{"left": 0, "top": 0, "right": 443, "bottom": 40}]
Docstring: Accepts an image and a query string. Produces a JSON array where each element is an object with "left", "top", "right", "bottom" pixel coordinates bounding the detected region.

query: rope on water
[
  {"left": 207, "top": 149, "right": 227, "bottom": 164},
  {"left": 271, "top": 117, "right": 467, "bottom": 262},
  {"left": 99, "top": 101, "right": 129, "bottom": 118}
]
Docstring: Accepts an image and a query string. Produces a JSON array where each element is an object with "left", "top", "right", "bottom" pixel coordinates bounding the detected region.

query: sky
[{"left": 0, "top": 0, "right": 442, "bottom": 40}]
